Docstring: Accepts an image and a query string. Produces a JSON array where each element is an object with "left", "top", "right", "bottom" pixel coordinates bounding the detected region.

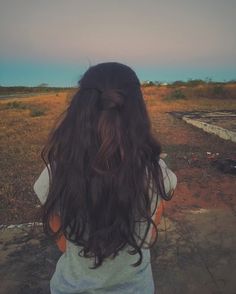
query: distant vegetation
[
  {"left": 1, "top": 80, "right": 235, "bottom": 101},
  {"left": 0, "top": 85, "right": 74, "bottom": 95},
  {"left": 141, "top": 79, "right": 236, "bottom": 100},
  {"left": 141, "top": 79, "right": 236, "bottom": 87}
]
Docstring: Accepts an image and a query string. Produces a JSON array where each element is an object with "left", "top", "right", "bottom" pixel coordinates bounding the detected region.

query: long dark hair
[{"left": 41, "top": 62, "right": 169, "bottom": 268}]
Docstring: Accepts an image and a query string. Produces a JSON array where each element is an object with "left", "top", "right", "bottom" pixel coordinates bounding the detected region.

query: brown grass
[{"left": 0, "top": 86, "right": 236, "bottom": 224}]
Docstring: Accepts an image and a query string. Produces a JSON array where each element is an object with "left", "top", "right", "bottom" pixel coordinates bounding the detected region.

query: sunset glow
[{"left": 1, "top": 0, "right": 235, "bottom": 86}]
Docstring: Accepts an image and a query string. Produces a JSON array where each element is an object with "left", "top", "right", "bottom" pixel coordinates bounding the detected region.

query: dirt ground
[
  {"left": 0, "top": 88, "right": 236, "bottom": 293},
  {"left": 1, "top": 208, "right": 236, "bottom": 294}
]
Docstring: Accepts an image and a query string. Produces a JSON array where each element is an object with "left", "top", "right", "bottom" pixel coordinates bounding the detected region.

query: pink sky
[{"left": 0, "top": 0, "right": 236, "bottom": 85}]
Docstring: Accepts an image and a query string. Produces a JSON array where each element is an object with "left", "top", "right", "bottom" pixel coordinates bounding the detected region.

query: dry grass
[
  {"left": 143, "top": 85, "right": 236, "bottom": 113},
  {"left": 0, "top": 92, "right": 70, "bottom": 223},
  {"left": 0, "top": 86, "right": 236, "bottom": 224}
]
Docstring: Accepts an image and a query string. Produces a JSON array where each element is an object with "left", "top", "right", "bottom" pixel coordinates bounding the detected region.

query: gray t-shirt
[{"left": 33, "top": 159, "right": 177, "bottom": 294}]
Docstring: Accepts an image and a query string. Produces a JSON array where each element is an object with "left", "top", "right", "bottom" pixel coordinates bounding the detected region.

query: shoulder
[
  {"left": 158, "top": 158, "right": 177, "bottom": 194},
  {"left": 159, "top": 158, "right": 167, "bottom": 168},
  {"left": 33, "top": 164, "right": 51, "bottom": 205}
]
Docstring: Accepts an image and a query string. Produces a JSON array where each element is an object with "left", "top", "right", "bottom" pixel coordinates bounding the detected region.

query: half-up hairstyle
[{"left": 41, "top": 62, "right": 170, "bottom": 268}]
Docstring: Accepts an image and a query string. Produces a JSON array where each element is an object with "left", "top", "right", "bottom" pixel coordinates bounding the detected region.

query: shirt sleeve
[
  {"left": 149, "top": 159, "right": 177, "bottom": 242},
  {"left": 33, "top": 165, "right": 51, "bottom": 205},
  {"left": 159, "top": 158, "right": 177, "bottom": 196}
]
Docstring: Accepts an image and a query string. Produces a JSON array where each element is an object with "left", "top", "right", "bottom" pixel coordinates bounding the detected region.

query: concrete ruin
[{"left": 171, "top": 111, "right": 236, "bottom": 143}]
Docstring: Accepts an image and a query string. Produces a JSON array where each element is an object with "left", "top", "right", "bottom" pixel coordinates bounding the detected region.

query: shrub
[
  {"left": 5, "top": 101, "right": 28, "bottom": 109},
  {"left": 164, "top": 89, "right": 186, "bottom": 101},
  {"left": 170, "top": 81, "right": 186, "bottom": 87},
  {"left": 2, "top": 101, "right": 47, "bottom": 116},
  {"left": 142, "top": 81, "right": 155, "bottom": 87},
  {"left": 30, "top": 107, "right": 46, "bottom": 117},
  {"left": 186, "top": 79, "right": 206, "bottom": 87},
  {"left": 211, "top": 85, "right": 228, "bottom": 98}
]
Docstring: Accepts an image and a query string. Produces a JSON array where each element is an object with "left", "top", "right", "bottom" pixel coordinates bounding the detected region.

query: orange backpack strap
[
  {"left": 49, "top": 214, "right": 67, "bottom": 253},
  {"left": 151, "top": 199, "right": 164, "bottom": 241}
]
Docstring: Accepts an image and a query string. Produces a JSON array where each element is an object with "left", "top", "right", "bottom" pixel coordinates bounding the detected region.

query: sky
[{"left": 0, "top": 0, "right": 236, "bottom": 86}]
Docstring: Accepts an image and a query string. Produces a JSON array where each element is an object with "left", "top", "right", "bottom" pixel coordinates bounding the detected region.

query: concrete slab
[
  {"left": 151, "top": 208, "right": 236, "bottom": 294},
  {"left": 170, "top": 111, "right": 236, "bottom": 143},
  {"left": 1, "top": 208, "right": 236, "bottom": 294}
]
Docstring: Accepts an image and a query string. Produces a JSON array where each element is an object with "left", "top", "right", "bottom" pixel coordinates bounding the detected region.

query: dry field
[
  {"left": 1, "top": 85, "right": 236, "bottom": 294},
  {"left": 0, "top": 86, "right": 236, "bottom": 225}
]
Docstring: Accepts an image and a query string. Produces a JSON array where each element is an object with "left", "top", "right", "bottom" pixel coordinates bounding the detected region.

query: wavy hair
[{"left": 41, "top": 62, "right": 170, "bottom": 268}]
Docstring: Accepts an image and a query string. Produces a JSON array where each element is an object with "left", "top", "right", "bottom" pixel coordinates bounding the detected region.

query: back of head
[{"left": 41, "top": 62, "right": 165, "bottom": 268}]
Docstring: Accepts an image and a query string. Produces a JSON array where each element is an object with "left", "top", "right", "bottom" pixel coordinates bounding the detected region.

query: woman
[{"left": 33, "top": 62, "right": 177, "bottom": 293}]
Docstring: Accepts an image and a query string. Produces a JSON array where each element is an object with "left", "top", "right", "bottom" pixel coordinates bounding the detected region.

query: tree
[{"left": 37, "top": 83, "right": 49, "bottom": 88}]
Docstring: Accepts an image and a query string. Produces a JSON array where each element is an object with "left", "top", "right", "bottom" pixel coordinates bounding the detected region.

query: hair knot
[{"left": 100, "top": 89, "right": 125, "bottom": 110}]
